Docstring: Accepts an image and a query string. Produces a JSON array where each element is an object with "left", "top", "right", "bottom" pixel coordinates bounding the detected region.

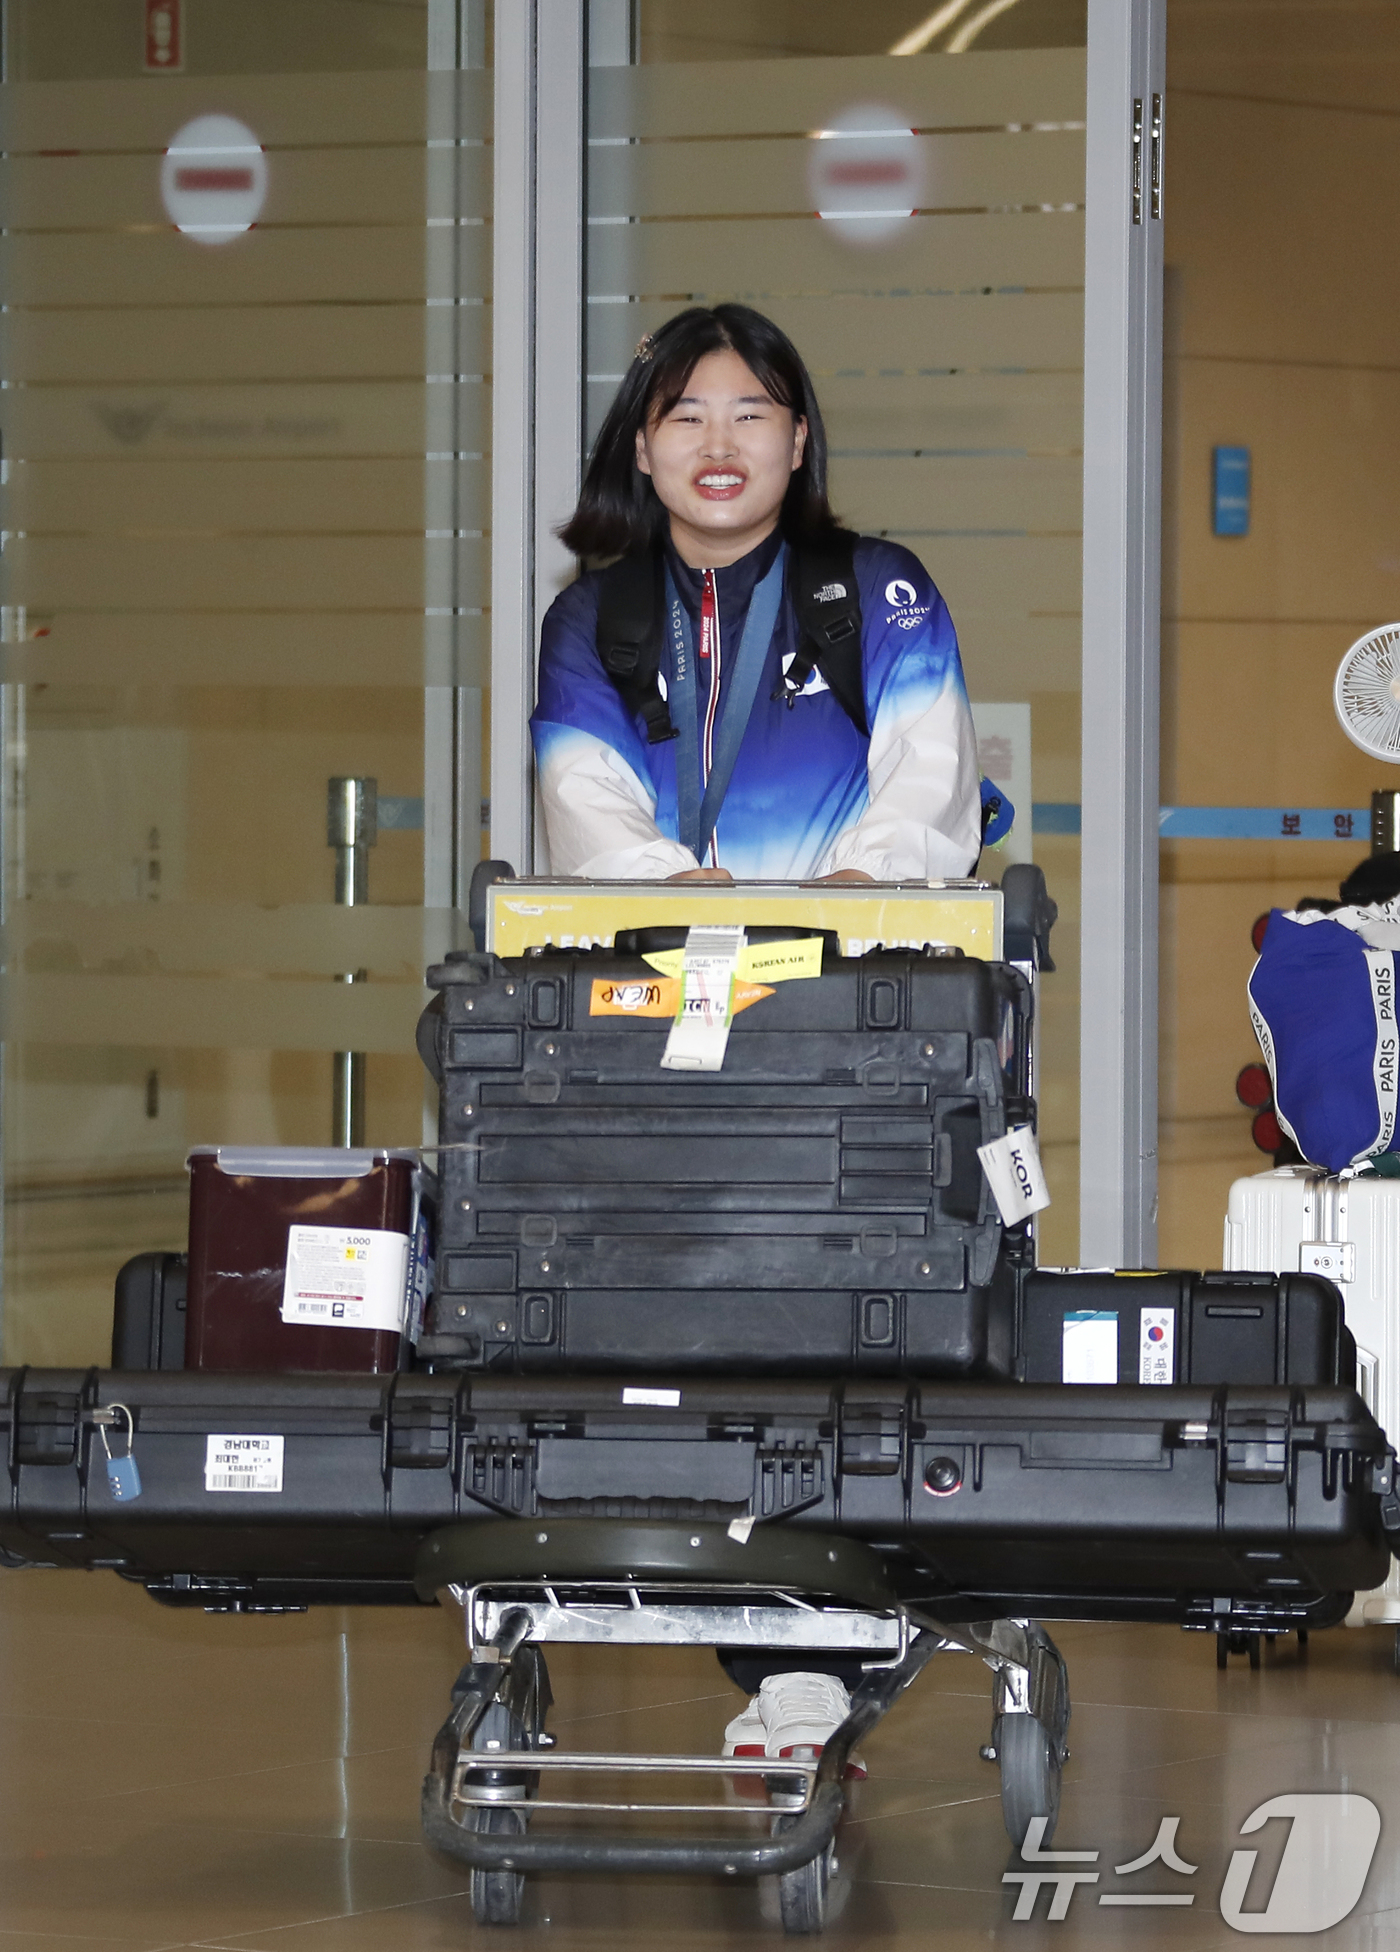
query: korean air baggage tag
[{"left": 661, "top": 925, "right": 746, "bottom": 1072}]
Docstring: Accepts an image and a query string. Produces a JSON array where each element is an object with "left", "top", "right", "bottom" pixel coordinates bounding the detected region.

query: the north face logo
[{"left": 814, "top": 582, "right": 847, "bottom": 602}]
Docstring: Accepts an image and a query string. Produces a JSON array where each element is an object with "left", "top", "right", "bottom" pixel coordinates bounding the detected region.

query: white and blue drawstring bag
[{"left": 1249, "top": 900, "right": 1400, "bottom": 1172}]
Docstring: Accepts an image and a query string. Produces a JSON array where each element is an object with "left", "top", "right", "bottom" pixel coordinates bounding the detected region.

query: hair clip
[{"left": 634, "top": 332, "right": 656, "bottom": 364}]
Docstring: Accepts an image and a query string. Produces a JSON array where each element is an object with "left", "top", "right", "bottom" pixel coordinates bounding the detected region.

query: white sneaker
[
  {"left": 722, "top": 1696, "right": 769, "bottom": 1800},
  {"left": 756, "top": 1672, "right": 867, "bottom": 1780},
  {"left": 722, "top": 1696, "right": 766, "bottom": 1760}
]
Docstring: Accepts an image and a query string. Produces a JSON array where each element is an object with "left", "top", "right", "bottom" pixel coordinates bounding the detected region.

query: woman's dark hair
[{"left": 559, "top": 303, "right": 844, "bottom": 559}]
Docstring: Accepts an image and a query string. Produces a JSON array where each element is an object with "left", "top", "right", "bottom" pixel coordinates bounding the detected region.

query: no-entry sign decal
[
  {"left": 162, "top": 114, "right": 267, "bottom": 243},
  {"left": 809, "top": 103, "right": 923, "bottom": 245}
]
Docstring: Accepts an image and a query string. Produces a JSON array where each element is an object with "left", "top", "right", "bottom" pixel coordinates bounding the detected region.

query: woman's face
[{"left": 634, "top": 348, "right": 808, "bottom": 566}]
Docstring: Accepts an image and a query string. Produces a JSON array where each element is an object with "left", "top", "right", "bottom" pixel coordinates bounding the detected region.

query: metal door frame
[{"left": 1079, "top": 0, "right": 1166, "bottom": 1265}]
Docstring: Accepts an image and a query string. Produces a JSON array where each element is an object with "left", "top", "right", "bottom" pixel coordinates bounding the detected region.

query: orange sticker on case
[{"left": 590, "top": 977, "right": 773, "bottom": 1018}]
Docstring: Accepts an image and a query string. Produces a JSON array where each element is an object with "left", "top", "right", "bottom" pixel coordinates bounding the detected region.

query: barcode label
[
  {"left": 281, "top": 1225, "right": 409, "bottom": 1334},
  {"left": 204, "top": 1433, "right": 284, "bottom": 1494}
]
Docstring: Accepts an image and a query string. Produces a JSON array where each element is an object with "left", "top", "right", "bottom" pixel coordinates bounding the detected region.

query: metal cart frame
[{"left": 416, "top": 1517, "right": 1070, "bottom": 1934}]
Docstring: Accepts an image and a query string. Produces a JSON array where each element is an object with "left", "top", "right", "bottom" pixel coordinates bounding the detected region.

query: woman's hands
[{"left": 665, "top": 867, "right": 873, "bottom": 885}]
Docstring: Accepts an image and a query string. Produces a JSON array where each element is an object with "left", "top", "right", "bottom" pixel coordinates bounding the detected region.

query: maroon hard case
[{"left": 185, "top": 1147, "right": 416, "bottom": 1373}]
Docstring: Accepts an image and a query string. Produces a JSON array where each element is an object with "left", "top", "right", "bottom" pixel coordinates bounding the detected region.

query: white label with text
[
  {"left": 281, "top": 1225, "right": 410, "bottom": 1333},
  {"left": 205, "top": 1433, "right": 284, "bottom": 1494},
  {"left": 1062, "top": 1311, "right": 1119, "bottom": 1384},
  {"left": 976, "top": 1125, "right": 1052, "bottom": 1225}
]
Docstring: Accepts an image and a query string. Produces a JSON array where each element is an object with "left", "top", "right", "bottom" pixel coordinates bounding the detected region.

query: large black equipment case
[
  {"left": 1018, "top": 1269, "right": 1357, "bottom": 1389},
  {"left": 1, "top": 1368, "right": 1388, "bottom": 1630},
  {"left": 112, "top": 1251, "right": 188, "bottom": 1371},
  {"left": 416, "top": 946, "right": 1032, "bottom": 1378}
]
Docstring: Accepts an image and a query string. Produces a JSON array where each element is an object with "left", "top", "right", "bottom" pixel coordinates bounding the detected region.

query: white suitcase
[{"left": 1224, "top": 1166, "right": 1400, "bottom": 1627}]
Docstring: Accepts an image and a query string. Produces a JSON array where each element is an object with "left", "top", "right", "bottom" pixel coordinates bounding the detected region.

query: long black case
[
  {"left": 417, "top": 947, "right": 1032, "bottom": 1377},
  {"left": 1018, "top": 1269, "right": 1355, "bottom": 1388},
  {"left": 0, "top": 1368, "right": 1387, "bottom": 1627},
  {"left": 112, "top": 1252, "right": 188, "bottom": 1371}
]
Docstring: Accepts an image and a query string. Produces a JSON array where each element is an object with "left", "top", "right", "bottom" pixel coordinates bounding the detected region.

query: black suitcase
[
  {"left": 1017, "top": 1268, "right": 1355, "bottom": 1388},
  {"left": 0, "top": 1367, "right": 1387, "bottom": 1630},
  {"left": 112, "top": 1252, "right": 188, "bottom": 1371},
  {"left": 416, "top": 944, "right": 1033, "bottom": 1377}
]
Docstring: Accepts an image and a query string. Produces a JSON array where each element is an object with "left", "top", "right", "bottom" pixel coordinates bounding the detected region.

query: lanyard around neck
[{"left": 663, "top": 545, "right": 787, "bottom": 862}]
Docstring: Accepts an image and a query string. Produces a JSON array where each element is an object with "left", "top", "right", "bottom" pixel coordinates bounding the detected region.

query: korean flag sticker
[{"left": 1138, "top": 1308, "right": 1176, "bottom": 1385}]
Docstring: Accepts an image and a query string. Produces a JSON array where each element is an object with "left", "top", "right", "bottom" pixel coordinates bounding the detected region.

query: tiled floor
[{"left": 4, "top": 1572, "right": 1400, "bottom": 1948}]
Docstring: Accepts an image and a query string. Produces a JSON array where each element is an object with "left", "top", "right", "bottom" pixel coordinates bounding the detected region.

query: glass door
[
  {"left": 0, "top": 0, "right": 492, "bottom": 1362},
  {"left": 585, "top": 1, "right": 1087, "bottom": 1258}
]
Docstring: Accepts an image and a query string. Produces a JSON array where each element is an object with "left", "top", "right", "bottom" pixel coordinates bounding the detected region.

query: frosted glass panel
[
  {"left": 0, "top": 8, "right": 490, "bottom": 1362},
  {"left": 585, "top": 31, "right": 1084, "bottom": 1257}
]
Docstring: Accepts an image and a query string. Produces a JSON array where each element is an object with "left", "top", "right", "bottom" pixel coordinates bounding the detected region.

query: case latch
[{"left": 1224, "top": 1415, "right": 1288, "bottom": 1484}]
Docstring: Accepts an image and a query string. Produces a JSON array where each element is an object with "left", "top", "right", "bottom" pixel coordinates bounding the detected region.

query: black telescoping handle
[
  {"left": 467, "top": 859, "right": 516, "bottom": 951},
  {"left": 1002, "top": 863, "right": 1057, "bottom": 972}
]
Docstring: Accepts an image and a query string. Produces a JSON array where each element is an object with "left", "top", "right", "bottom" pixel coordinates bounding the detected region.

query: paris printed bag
[{"left": 1248, "top": 900, "right": 1400, "bottom": 1173}]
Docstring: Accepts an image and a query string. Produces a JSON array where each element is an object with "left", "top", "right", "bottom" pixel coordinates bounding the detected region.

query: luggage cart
[
  {"left": 0, "top": 1367, "right": 1386, "bottom": 1933},
  {"left": 416, "top": 1517, "right": 1070, "bottom": 1935}
]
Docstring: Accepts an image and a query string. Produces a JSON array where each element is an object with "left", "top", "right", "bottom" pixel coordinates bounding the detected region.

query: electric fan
[{"left": 1334, "top": 623, "right": 1400, "bottom": 759}]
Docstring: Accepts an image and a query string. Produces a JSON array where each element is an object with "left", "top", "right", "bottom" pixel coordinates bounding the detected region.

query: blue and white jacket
[{"left": 531, "top": 530, "right": 982, "bottom": 881}]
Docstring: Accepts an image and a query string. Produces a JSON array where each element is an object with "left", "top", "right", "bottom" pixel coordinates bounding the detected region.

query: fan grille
[{"left": 1335, "top": 626, "right": 1400, "bottom": 760}]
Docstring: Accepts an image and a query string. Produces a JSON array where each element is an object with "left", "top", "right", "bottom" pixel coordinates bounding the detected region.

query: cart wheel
[
  {"left": 469, "top": 1806, "right": 525, "bottom": 1926},
  {"left": 997, "top": 1714, "right": 1061, "bottom": 1852},
  {"left": 1217, "top": 1629, "right": 1260, "bottom": 1669},
  {"left": 464, "top": 1693, "right": 536, "bottom": 1927},
  {"left": 774, "top": 1814, "right": 833, "bottom": 1935}
]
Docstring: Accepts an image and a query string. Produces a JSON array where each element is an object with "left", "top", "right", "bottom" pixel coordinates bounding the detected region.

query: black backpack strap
[
  {"left": 774, "top": 533, "right": 868, "bottom": 736},
  {"left": 595, "top": 550, "right": 677, "bottom": 745}
]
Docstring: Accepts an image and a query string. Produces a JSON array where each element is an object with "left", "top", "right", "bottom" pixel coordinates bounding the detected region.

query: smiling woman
[
  {"left": 532, "top": 302, "right": 984, "bottom": 886},
  {"left": 633, "top": 347, "right": 808, "bottom": 567}
]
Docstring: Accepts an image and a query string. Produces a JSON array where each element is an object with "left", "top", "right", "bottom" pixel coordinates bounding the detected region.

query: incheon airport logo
[{"left": 1006, "top": 1796, "right": 1381, "bottom": 1932}]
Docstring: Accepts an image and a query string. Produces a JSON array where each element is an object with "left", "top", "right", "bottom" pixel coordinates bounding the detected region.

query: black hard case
[
  {"left": 1, "top": 1368, "right": 1387, "bottom": 1627},
  {"left": 112, "top": 1252, "right": 188, "bottom": 1371},
  {"left": 417, "top": 947, "right": 1032, "bottom": 1377},
  {"left": 1018, "top": 1270, "right": 1356, "bottom": 1388}
]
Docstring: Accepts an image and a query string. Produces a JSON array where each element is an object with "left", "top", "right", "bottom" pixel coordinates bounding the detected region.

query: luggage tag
[
  {"left": 660, "top": 925, "right": 746, "bottom": 1072},
  {"left": 98, "top": 1404, "right": 142, "bottom": 1501},
  {"left": 977, "top": 1124, "right": 1052, "bottom": 1225}
]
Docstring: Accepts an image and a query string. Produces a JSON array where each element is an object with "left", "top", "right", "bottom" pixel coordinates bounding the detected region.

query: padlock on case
[{"left": 99, "top": 1404, "right": 142, "bottom": 1502}]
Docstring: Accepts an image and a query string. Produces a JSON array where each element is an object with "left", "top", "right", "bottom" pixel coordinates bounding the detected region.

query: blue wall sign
[{"left": 1213, "top": 445, "right": 1251, "bottom": 536}]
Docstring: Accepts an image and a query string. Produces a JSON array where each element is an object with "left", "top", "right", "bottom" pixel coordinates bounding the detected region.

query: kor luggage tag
[{"left": 98, "top": 1404, "right": 141, "bottom": 1501}]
